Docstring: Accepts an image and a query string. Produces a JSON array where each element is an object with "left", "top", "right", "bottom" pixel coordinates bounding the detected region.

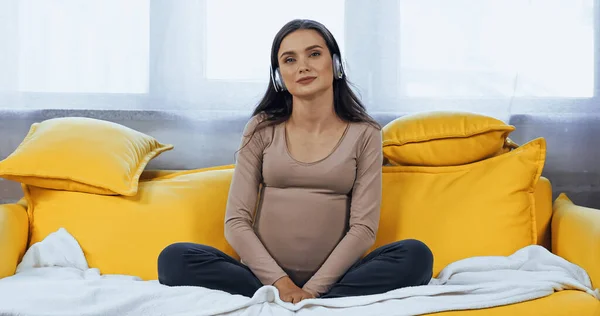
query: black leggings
[{"left": 157, "top": 239, "right": 434, "bottom": 298}]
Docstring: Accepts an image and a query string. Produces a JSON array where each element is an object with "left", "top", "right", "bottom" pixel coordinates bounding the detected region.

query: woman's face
[{"left": 276, "top": 29, "right": 334, "bottom": 98}]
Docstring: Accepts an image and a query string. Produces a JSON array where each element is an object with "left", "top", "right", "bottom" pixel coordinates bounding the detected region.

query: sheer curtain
[{"left": 0, "top": 0, "right": 597, "bottom": 117}]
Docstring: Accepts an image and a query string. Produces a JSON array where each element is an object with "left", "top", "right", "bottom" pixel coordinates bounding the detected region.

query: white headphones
[{"left": 270, "top": 53, "right": 344, "bottom": 92}]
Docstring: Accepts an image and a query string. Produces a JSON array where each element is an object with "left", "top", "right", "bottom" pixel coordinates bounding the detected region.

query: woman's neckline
[{"left": 283, "top": 121, "right": 351, "bottom": 166}]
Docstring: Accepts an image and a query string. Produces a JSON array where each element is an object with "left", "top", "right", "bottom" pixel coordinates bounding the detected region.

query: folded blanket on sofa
[{"left": 0, "top": 228, "right": 598, "bottom": 316}]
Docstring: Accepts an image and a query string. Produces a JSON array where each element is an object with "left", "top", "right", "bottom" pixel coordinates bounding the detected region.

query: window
[
  {"left": 205, "top": 0, "right": 345, "bottom": 81},
  {"left": 398, "top": 0, "right": 595, "bottom": 98},
  {"left": 3, "top": 0, "right": 597, "bottom": 111},
  {"left": 18, "top": 0, "right": 149, "bottom": 93}
]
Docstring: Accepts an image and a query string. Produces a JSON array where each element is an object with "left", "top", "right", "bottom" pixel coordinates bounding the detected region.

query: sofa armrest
[
  {"left": 552, "top": 193, "right": 600, "bottom": 289},
  {"left": 0, "top": 201, "right": 29, "bottom": 278}
]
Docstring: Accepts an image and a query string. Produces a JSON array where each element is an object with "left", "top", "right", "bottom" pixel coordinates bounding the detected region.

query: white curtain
[{"left": 0, "top": 0, "right": 597, "bottom": 117}]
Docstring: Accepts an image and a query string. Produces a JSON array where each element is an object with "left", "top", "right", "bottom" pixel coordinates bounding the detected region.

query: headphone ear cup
[
  {"left": 270, "top": 66, "right": 279, "bottom": 92},
  {"left": 332, "top": 54, "right": 344, "bottom": 79},
  {"left": 274, "top": 68, "right": 287, "bottom": 91}
]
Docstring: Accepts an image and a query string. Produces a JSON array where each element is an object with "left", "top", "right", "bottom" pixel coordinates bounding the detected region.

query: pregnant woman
[{"left": 157, "top": 18, "right": 434, "bottom": 304}]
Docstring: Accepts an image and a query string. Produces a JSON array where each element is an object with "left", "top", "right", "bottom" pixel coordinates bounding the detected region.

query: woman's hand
[{"left": 273, "top": 276, "right": 315, "bottom": 304}]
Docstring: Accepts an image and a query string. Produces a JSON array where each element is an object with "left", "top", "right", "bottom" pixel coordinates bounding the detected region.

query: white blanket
[{"left": 0, "top": 228, "right": 598, "bottom": 316}]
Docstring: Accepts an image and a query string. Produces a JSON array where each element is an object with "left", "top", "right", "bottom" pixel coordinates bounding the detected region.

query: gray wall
[{"left": 1, "top": 109, "right": 599, "bottom": 209}]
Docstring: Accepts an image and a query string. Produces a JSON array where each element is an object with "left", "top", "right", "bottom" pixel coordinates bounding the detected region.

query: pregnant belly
[{"left": 254, "top": 187, "right": 349, "bottom": 285}]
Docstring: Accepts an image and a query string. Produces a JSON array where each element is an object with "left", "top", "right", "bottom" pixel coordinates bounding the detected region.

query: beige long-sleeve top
[{"left": 224, "top": 114, "right": 382, "bottom": 297}]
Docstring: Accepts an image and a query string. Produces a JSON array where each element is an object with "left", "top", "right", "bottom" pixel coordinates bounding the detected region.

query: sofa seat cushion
[
  {"left": 425, "top": 291, "right": 600, "bottom": 315},
  {"left": 372, "top": 137, "right": 546, "bottom": 277},
  {"left": 24, "top": 166, "right": 237, "bottom": 281}
]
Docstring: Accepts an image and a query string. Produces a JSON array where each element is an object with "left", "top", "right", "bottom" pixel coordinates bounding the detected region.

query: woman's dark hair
[{"left": 247, "top": 19, "right": 380, "bottom": 136}]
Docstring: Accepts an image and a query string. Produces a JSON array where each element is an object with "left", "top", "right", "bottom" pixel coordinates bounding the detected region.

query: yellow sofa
[{"left": 0, "top": 113, "right": 599, "bottom": 315}]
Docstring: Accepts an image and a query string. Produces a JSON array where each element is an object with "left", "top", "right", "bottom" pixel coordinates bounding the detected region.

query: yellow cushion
[
  {"left": 139, "top": 170, "right": 187, "bottom": 181},
  {"left": 372, "top": 137, "right": 546, "bottom": 277},
  {"left": 0, "top": 202, "right": 29, "bottom": 278},
  {"left": 0, "top": 117, "right": 173, "bottom": 196},
  {"left": 24, "top": 166, "right": 237, "bottom": 281},
  {"left": 147, "top": 164, "right": 235, "bottom": 181},
  {"left": 424, "top": 290, "right": 600, "bottom": 316},
  {"left": 382, "top": 111, "right": 515, "bottom": 166}
]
